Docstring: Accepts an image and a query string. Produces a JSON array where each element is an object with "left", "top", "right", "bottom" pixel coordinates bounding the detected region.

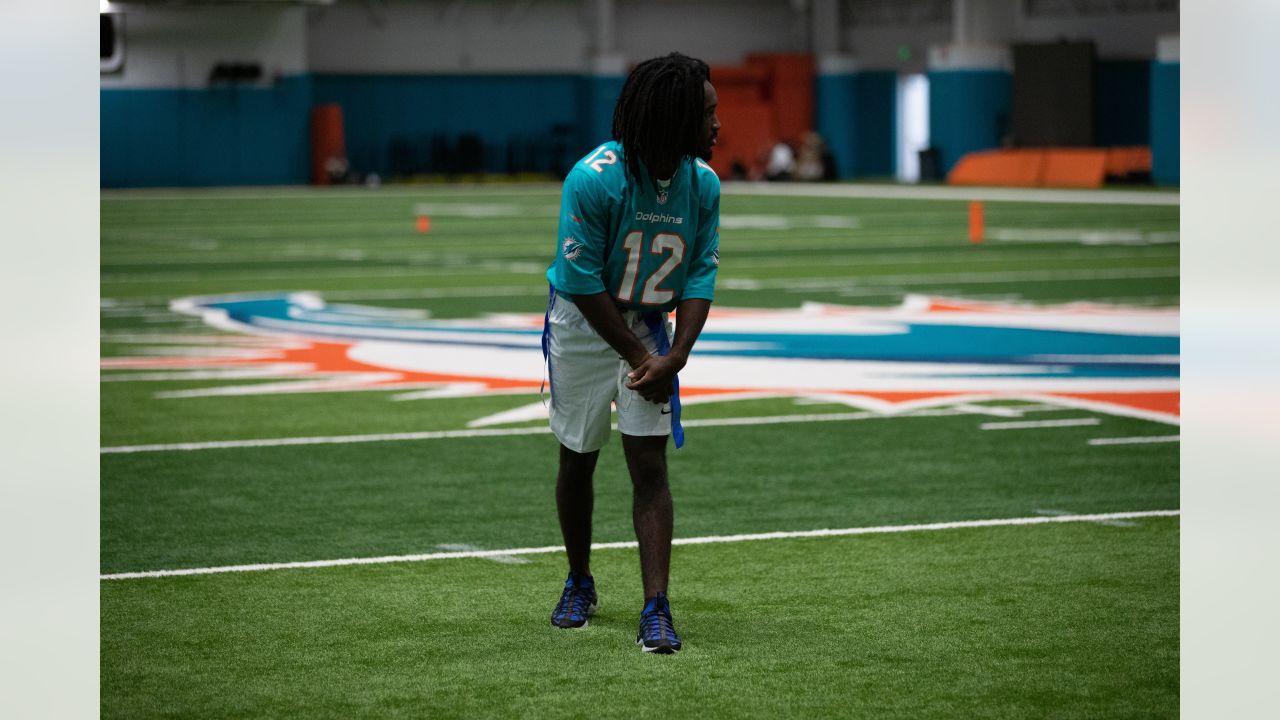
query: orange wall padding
[
  {"left": 948, "top": 147, "right": 1148, "bottom": 188},
  {"left": 948, "top": 149, "right": 1045, "bottom": 187},
  {"left": 1104, "top": 146, "right": 1153, "bottom": 177},
  {"left": 707, "top": 54, "right": 814, "bottom": 177},
  {"left": 1041, "top": 149, "right": 1108, "bottom": 188},
  {"left": 310, "top": 104, "right": 346, "bottom": 186}
]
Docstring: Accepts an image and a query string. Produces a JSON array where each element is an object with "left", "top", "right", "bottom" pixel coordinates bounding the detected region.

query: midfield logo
[{"left": 101, "top": 293, "right": 1179, "bottom": 427}]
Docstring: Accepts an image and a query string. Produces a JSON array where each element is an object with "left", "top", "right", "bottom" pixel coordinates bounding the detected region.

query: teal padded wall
[
  {"left": 816, "top": 70, "right": 896, "bottom": 178},
  {"left": 102, "top": 74, "right": 607, "bottom": 187},
  {"left": 100, "top": 76, "right": 313, "bottom": 188},
  {"left": 855, "top": 71, "right": 896, "bottom": 177},
  {"left": 583, "top": 74, "right": 625, "bottom": 151},
  {"left": 816, "top": 72, "right": 858, "bottom": 178},
  {"left": 927, "top": 69, "right": 1011, "bottom": 175},
  {"left": 1095, "top": 60, "right": 1150, "bottom": 147},
  {"left": 1150, "top": 61, "right": 1179, "bottom": 185},
  {"left": 310, "top": 74, "right": 586, "bottom": 177}
]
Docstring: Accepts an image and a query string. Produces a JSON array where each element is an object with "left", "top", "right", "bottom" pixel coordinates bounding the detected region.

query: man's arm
[
  {"left": 571, "top": 291, "right": 651, "bottom": 370},
  {"left": 625, "top": 297, "right": 711, "bottom": 403}
]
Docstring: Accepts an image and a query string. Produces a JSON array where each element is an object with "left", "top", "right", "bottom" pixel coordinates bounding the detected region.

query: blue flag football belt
[
  {"left": 542, "top": 284, "right": 685, "bottom": 449},
  {"left": 640, "top": 310, "right": 685, "bottom": 449}
]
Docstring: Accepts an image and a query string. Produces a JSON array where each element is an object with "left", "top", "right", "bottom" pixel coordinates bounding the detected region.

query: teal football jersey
[{"left": 546, "top": 141, "right": 720, "bottom": 312}]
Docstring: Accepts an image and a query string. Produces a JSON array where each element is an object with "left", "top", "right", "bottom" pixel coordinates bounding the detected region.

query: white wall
[
  {"left": 102, "top": 0, "right": 1179, "bottom": 86},
  {"left": 1015, "top": 10, "right": 1180, "bottom": 59},
  {"left": 305, "top": 0, "right": 798, "bottom": 74},
  {"left": 845, "top": 22, "right": 952, "bottom": 74},
  {"left": 614, "top": 0, "right": 798, "bottom": 65},
  {"left": 100, "top": 5, "right": 307, "bottom": 88},
  {"left": 306, "top": 0, "right": 591, "bottom": 74}
]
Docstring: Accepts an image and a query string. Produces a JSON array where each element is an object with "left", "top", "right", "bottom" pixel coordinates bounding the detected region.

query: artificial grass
[
  {"left": 100, "top": 185, "right": 1180, "bottom": 717},
  {"left": 101, "top": 517, "right": 1178, "bottom": 719},
  {"left": 101, "top": 409, "right": 1176, "bottom": 574}
]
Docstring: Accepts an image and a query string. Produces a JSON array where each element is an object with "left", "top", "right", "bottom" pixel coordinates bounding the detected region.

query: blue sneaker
[
  {"left": 550, "top": 571, "right": 597, "bottom": 629},
  {"left": 636, "top": 592, "right": 682, "bottom": 654}
]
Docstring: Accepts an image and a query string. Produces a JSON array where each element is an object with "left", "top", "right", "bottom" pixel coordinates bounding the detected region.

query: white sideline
[
  {"left": 100, "top": 408, "right": 986, "bottom": 454},
  {"left": 99, "top": 510, "right": 1180, "bottom": 581},
  {"left": 1088, "top": 435, "right": 1181, "bottom": 446},
  {"left": 720, "top": 181, "right": 1180, "bottom": 206},
  {"left": 980, "top": 418, "right": 1102, "bottom": 430}
]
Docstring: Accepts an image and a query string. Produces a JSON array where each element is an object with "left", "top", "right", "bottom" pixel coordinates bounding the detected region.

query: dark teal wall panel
[
  {"left": 583, "top": 74, "right": 624, "bottom": 151},
  {"left": 100, "top": 76, "right": 312, "bottom": 188},
  {"left": 927, "top": 69, "right": 1011, "bottom": 175},
  {"left": 1095, "top": 60, "right": 1150, "bottom": 147},
  {"left": 855, "top": 71, "right": 896, "bottom": 177},
  {"left": 311, "top": 74, "right": 587, "bottom": 176},
  {"left": 817, "top": 71, "right": 896, "bottom": 179},
  {"left": 1150, "top": 61, "right": 1179, "bottom": 185},
  {"left": 816, "top": 73, "right": 858, "bottom": 178}
]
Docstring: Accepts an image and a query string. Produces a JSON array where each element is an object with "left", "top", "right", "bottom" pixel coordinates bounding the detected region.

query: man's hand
[{"left": 626, "top": 352, "right": 686, "bottom": 404}]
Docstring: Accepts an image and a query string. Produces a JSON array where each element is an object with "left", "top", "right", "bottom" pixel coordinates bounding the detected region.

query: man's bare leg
[
  {"left": 556, "top": 444, "right": 598, "bottom": 576},
  {"left": 621, "top": 434, "right": 672, "bottom": 598}
]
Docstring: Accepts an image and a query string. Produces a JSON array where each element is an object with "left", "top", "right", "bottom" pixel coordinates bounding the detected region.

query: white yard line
[
  {"left": 101, "top": 185, "right": 562, "bottom": 201},
  {"left": 102, "top": 182, "right": 1177, "bottom": 205},
  {"left": 720, "top": 181, "right": 1179, "bottom": 206},
  {"left": 719, "top": 267, "right": 1178, "bottom": 292},
  {"left": 1035, "top": 508, "right": 1137, "bottom": 527},
  {"left": 100, "top": 406, "right": 1056, "bottom": 454},
  {"left": 1088, "top": 435, "right": 1180, "bottom": 446},
  {"left": 99, "top": 510, "right": 1181, "bottom": 581},
  {"left": 101, "top": 426, "right": 555, "bottom": 454},
  {"left": 980, "top": 418, "right": 1102, "bottom": 430}
]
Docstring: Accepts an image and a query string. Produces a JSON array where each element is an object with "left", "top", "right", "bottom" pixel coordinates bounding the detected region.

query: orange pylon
[{"left": 968, "top": 201, "right": 984, "bottom": 243}]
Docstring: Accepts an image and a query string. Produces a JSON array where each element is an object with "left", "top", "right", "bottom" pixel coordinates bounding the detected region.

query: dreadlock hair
[{"left": 611, "top": 52, "right": 711, "bottom": 187}]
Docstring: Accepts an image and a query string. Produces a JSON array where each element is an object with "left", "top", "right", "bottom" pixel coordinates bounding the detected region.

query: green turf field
[{"left": 101, "top": 184, "right": 1179, "bottom": 718}]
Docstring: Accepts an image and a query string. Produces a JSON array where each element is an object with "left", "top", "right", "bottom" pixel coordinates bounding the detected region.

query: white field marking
[
  {"left": 99, "top": 510, "right": 1181, "bottom": 581},
  {"left": 1028, "top": 354, "right": 1179, "bottom": 364},
  {"left": 1035, "top": 509, "right": 1136, "bottom": 528},
  {"left": 100, "top": 307, "right": 185, "bottom": 317},
  {"left": 718, "top": 266, "right": 1178, "bottom": 292},
  {"left": 951, "top": 403, "right": 1025, "bottom": 418},
  {"left": 720, "top": 214, "right": 862, "bottom": 231},
  {"left": 325, "top": 286, "right": 547, "bottom": 301},
  {"left": 728, "top": 249, "right": 1174, "bottom": 271},
  {"left": 719, "top": 181, "right": 1179, "bottom": 206},
  {"left": 986, "top": 228, "right": 1180, "bottom": 245},
  {"left": 98, "top": 407, "right": 1004, "bottom": 455},
  {"left": 465, "top": 396, "right": 1069, "bottom": 429},
  {"left": 411, "top": 203, "right": 558, "bottom": 218},
  {"left": 101, "top": 182, "right": 1180, "bottom": 206},
  {"left": 101, "top": 426, "right": 554, "bottom": 454},
  {"left": 466, "top": 391, "right": 801, "bottom": 428},
  {"left": 101, "top": 184, "right": 562, "bottom": 201},
  {"left": 153, "top": 374, "right": 407, "bottom": 398},
  {"left": 101, "top": 403, "right": 1089, "bottom": 455},
  {"left": 1088, "top": 435, "right": 1180, "bottom": 446},
  {"left": 1017, "top": 393, "right": 1180, "bottom": 427},
  {"left": 100, "top": 365, "right": 313, "bottom": 383},
  {"left": 434, "top": 544, "right": 530, "bottom": 565},
  {"left": 100, "top": 333, "right": 287, "bottom": 346},
  {"left": 129, "top": 346, "right": 286, "bottom": 359},
  {"left": 980, "top": 418, "right": 1101, "bottom": 430},
  {"left": 102, "top": 262, "right": 543, "bottom": 284}
]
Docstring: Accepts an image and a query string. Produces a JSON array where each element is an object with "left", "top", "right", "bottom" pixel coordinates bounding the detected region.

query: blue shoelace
[
  {"left": 554, "top": 581, "right": 594, "bottom": 622},
  {"left": 639, "top": 608, "right": 678, "bottom": 643}
]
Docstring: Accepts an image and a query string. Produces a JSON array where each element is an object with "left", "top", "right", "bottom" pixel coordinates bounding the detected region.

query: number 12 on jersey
[{"left": 616, "top": 230, "right": 685, "bottom": 305}]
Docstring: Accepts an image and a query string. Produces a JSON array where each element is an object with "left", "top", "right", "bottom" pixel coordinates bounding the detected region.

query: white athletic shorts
[{"left": 546, "top": 293, "right": 674, "bottom": 453}]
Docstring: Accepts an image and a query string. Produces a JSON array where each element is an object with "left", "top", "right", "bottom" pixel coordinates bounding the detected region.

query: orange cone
[
  {"left": 416, "top": 215, "right": 431, "bottom": 233},
  {"left": 968, "top": 201, "right": 984, "bottom": 244}
]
